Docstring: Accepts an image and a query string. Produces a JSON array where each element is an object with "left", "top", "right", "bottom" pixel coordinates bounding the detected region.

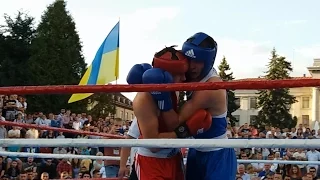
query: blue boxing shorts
[{"left": 186, "top": 148, "right": 237, "bottom": 180}]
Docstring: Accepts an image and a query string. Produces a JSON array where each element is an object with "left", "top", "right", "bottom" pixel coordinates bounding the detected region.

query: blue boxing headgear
[{"left": 182, "top": 32, "right": 217, "bottom": 79}]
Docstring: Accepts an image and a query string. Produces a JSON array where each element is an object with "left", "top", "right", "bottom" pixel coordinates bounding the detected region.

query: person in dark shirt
[
  {"left": 6, "top": 160, "right": 20, "bottom": 179},
  {"left": 0, "top": 156, "right": 6, "bottom": 178},
  {"left": 4, "top": 95, "right": 17, "bottom": 121},
  {"left": 39, "top": 159, "right": 57, "bottom": 179}
]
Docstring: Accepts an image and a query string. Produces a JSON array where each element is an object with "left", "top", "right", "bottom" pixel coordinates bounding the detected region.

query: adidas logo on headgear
[{"left": 185, "top": 49, "right": 196, "bottom": 58}]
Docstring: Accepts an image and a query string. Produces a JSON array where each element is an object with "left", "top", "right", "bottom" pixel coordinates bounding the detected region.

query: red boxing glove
[{"left": 174, "top": 109, "right": 212, "bottom": 138}]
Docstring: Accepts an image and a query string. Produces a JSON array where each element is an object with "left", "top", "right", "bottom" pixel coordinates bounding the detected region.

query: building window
[
  {"left": 302, "top": 97, "right": 309, "bottom": 109},
  {"left": 249, "top": 97, "right": 257, "bottom": 109},
  {"left": 123, "top": 98, "right": 126, "bottom": 103},
  {"left": 250, "top": 115, "right": 257, "bottom": 124},
  {"left": 117, "top": 96, "right": 120, "bottom": 101},
  {"left": 302, "top": 115, "right": 309, "bottom": 126},
  {"left": 235, "top": 97, "right": 240, "bottom": 108},
  {"left": 112, "top": 95, "right": 115, "bottom": 99},
  {"left": 131, "top": 114, "right": 134, "bottom": 120},
  {"left": 125, "top": 112, "right": 128, "bottom": 120},
  {"left": 234, "top": 115, "right": 240, "bottom": 127},
  {"left": 120, "top": 111, "right": 123, "bottom": 119}
]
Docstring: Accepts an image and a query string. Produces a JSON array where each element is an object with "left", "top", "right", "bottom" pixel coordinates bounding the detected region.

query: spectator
[
  {"left": 100, "top": 118, "right": 124, "bottom": 178},
  {"left": 237, "top": 164, "right": 251, "bottom": 180},
  {"left": 6, "top": 160, "right": 20, "bottom": 179},
  {"left": 56, "top": 159, "right": 72, "bottom": 176},
  {"left": 39, "top": 159, "right": 56, "bottom": 179},
  {"left": 40, "top": 172, "right": 49, "bottom": 180},
  {"left": 3, "top": 105, "right": 320, "bottom": 180},
  {"left": 258, "top": 163, "right": 275, "bottom": 177}
]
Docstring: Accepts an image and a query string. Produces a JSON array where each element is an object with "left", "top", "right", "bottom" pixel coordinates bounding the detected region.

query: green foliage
[
  {"left": 218, "top": 56, "right": 240, "bottom": 126},
  {"left": 88, "top": 93, "right": 116, "bottom": 119},
  {"left": 0, "top": 11, "right": 36, "bottom": 86},
  {"left": 27, "top": 0, "right": 87, "bottom": 113},
  {"left": 254, "top": 48, "right": 297, "bottom": 129}
]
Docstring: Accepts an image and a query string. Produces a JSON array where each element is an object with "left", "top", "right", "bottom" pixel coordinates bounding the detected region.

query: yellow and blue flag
[{"left": 68, "top": 21, "right": 120, "bottom": 103}]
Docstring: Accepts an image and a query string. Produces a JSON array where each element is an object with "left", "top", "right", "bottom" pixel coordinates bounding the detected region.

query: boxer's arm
[
  {"left": 133, "top": 93, "right": 176, "bottom": 139},
  {"left": 178, "top": 90, "right": 215, "bottom": 122},
  {"left": 160, "top": 109, "right": 179, "bottom": 131},
  {"left": 178, "top": 78, "right": 224, "bottom": 122},
  {"left": 120, "top": 134, "right": 134, "bottom": 169},
  {"left": 159, "top": 90, "right": 214, "bottom": 125}
]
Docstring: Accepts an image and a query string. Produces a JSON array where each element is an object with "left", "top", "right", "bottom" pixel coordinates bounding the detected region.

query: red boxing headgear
[{"left": 152, "top": 46, "right": 188, "bottom": 74}]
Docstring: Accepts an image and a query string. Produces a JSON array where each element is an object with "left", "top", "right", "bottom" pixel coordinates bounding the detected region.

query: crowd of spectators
[
  {"left": 230, "top": 123, "right": 320, "bottom": 180},
  {"left": 0, "top": 94, "right": 320, "bottom": 180}
]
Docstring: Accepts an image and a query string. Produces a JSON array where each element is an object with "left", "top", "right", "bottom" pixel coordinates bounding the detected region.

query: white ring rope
[
  {"left": 1, "top": 139, "right": 319, "bottom": 148},
  {"left": 237, "top": 159, "right": 320, "bottom": 165},
  {"left": 1, "top": 151, "right": 319, "bottom": 165},
  {"left": 0, "top": 151, "right": 120, "bottom": 160}
]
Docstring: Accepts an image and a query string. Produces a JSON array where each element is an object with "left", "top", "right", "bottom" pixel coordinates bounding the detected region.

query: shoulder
[
  {"left": 192, "top": 77, "right": 225, "bottom": 101},
  {"left": 133, "top": 93, "right": 158, "bottom": 116},
  {"left": 133, "top": 93, "right": 154, "bottom": 109}
]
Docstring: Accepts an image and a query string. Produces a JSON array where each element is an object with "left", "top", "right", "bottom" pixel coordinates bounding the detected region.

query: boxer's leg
[
  {"left": 186, "top": 148, "right": 200, "bottom": 180},
  {"left": 135, "top": 154, "right": 179, "bottom": 180},
  {"left": 202, "top": 148, "right": 237, "bottom": 180}
]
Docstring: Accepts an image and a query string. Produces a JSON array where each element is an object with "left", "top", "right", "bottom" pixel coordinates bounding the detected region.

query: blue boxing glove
[
  {"left": 142, "top": 68, "right": 173, "bottom": 111},
  {"left": 126, "top": 63, "right": 152, "bottom": 84}
]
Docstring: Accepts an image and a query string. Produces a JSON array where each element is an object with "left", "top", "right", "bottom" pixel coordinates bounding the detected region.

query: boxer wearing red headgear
[{"left": 126, "top": 46, "right": 212, "bottom": 180}]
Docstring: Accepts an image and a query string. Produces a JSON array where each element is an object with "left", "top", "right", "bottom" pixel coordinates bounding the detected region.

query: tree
[
  {"left": 218, "top": 56, "right": 240, "bottom": 126},
  {"left": 254, "top": 48, "right": 297, "bottom": 129},
  {"left": 0, "top": 11, "right": 36, "bottom": 86},
  {"left": 27, "top": 0, "right": 87, "bottom": 113},
  {"left": 88, "top": 93, "right": 116, "bottom": 119}
]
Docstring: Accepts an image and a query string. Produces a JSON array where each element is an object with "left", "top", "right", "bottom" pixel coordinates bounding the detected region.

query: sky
[{"left": 1, "top": 0, "right": 320, "bottom": 99}]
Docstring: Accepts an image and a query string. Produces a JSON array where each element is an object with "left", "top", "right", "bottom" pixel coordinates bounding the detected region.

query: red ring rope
[
  {"left": 52, "top": 178, "right": 128, "bottom": 180},
  {"left": 0, "top": 121, "right": 125, "bottom": 139},
  {"left": 51, "top": 178, "right": 127, "bottom": 180},
  {"left": 1, "top": 79, "right": 319, "bottom": 94}
]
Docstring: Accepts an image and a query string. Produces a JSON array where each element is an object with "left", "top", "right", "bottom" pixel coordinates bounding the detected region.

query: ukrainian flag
[{"left": 68, "top": 21, "right": 120, "bottom": 103}]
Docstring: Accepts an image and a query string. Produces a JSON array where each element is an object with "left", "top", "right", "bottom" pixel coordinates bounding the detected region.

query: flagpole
[{"left": 116, "top": 17, "right": 120, "bottom": 86}]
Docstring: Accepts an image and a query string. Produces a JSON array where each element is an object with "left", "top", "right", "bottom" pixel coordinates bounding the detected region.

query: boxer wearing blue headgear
[
  {"left": 182, "top": 32, "right": 218, "bottom": 81},
  {"left": 159, "top": 33, "right": 237, "bottom": 180},
  {"left": 183, "top": 33, "right": 236, "bottom": 180}
]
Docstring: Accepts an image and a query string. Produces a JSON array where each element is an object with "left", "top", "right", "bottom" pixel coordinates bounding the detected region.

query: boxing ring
[{"left": 1, "top": 78, "right": 320, "bottom": 180}]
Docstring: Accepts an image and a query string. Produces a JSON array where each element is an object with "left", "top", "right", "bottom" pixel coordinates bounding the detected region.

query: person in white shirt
[
  {"left": 251, "top": 152, "right": 265, "bottom": 173},
  {"left": 237, "top": 164, "right": 251, "bottom": 180},
  {"left": 266, "top": 127, "right": 276, "bottom": 138},
  {"left": 118, "top": 118, "right": 139, "bottom": 179},
  {"left": 293, "top": 149, "right": 307, "bottom": 173},
  {"left": 316, "top": 130, "right": 320, "bottom": 138},
  {"left": 53, "top": 147, "right": 67, "bottom": 154},
  {"left": 306, "top": 149, "right": 320, "bottom": 170},
  {"left": 290, "top": 127, "right": 297, "bottom": 137},
  {"left": 25, "top": 128, "right": 39, "bottom": 139},
  {"left": 72, "top": 117, "right": 81, "bottom": 130}
]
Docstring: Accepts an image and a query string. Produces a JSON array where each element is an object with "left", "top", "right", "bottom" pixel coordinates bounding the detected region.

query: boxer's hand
[
  {"left": 142, "top": 68, "right": 173, "bottom": 111},
  {"left": 174, "top": 109, "right": 212, "bottom": 138},
  {"left": 126, "top": 63, "right": 152, "bottom": 84},
  {"left": 118, "top": 165, "right": 130, "bottom": 179}
]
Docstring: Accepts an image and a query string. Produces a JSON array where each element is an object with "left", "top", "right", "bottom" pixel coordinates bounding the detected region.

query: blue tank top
[
  {"left": 186, "top": 67, "right": 228, "bottom": 139},
  {"left": 187, "top": 93, "right": 227, "bottom": 139}
]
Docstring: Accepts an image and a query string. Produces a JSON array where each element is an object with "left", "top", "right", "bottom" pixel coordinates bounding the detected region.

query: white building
[{"left": 232, "top": 58, "right": 320, "bottom": 127}]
